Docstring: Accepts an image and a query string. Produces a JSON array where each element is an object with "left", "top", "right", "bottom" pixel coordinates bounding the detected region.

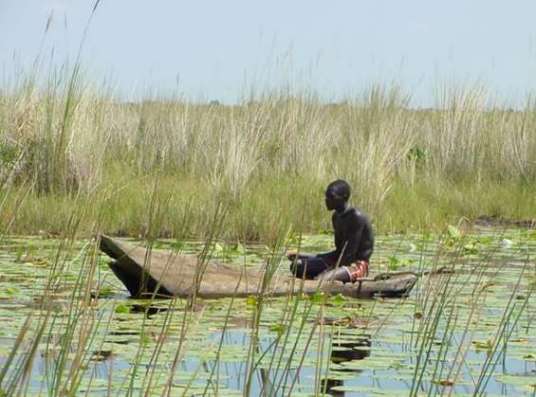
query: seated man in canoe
[
  {"left": 288, "top": 179, "right": 374, "bottom": 283},
  {"left": 100, "top": 179, "right": 420, "bottom": 298}
]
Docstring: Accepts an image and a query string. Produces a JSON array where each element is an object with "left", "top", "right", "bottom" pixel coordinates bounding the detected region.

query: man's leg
[
  {"left": 316, "top": 261, "right": 369, "bottom": 283},
  {"left": 290, "top": 256, "right": 331, "bottom": 280},
  {"left": 316, "top": 266, "right": 352, "bottom": 282}
]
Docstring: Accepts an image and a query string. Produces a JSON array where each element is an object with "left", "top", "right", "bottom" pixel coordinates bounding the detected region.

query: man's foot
[{"left": 348, "top": 261, "right": 369, "bottom": 281}]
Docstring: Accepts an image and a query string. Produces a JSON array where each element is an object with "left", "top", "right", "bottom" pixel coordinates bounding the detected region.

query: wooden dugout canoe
[{"left": 99, "top": 235, "right": 418, "bottom": 299}]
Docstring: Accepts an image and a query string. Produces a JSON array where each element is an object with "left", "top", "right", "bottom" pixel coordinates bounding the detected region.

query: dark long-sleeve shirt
[{"left": 319, "top": 206, "right": 374, "bottom": 267}]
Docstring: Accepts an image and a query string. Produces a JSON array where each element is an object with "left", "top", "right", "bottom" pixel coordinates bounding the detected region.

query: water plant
[{"left": 1, "top": 223, "right": 534, "bottom": 396}]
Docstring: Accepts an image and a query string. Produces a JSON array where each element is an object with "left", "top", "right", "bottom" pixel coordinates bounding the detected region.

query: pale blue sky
[{"left": 1, "top": 0, "right": 536, "bottom": 105}]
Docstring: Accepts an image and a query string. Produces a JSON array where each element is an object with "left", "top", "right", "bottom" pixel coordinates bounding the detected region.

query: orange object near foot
[{"left": 349, "top": 260, "right": 369, "bottom": 282}]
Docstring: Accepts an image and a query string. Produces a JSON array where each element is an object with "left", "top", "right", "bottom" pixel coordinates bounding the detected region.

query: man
[{"left": 288, "top": 179, "right": 374, "bottom": 283}]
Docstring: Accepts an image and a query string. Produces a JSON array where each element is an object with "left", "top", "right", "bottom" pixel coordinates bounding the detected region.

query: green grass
[
  {"left": 2, "top": 174, "right": 535, "bottom": 241},
  {"left": 1, "top": 71, "right": 536, "bottom": 239}
]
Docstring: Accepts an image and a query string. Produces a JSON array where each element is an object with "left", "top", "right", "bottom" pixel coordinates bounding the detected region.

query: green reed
[{"left": 2, "top": 68, "right": 536, "bottom": 240}]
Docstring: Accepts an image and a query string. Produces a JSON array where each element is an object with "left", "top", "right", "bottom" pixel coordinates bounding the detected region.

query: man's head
[{"left": 325, "top": 179, "right": 351, "bottom": 211}]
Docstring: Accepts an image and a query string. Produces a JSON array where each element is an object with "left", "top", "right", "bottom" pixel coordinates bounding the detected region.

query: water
[{"left": 0, "top": 229, "right": 535, "bottom": 396}]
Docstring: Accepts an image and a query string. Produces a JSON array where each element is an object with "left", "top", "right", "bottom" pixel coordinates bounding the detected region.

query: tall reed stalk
[{"left": 2, "top": 76, "right": 536, "bottom": 239}]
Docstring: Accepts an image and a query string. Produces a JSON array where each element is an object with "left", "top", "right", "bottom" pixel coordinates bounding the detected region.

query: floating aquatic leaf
[
  {"left": 496, "top": 374, "right": 536, "bottom": 387},
  {"left": 0, "top": 286, "right": 20, "bottom": 298},
  {"left": 432, "top": 378, "right": 455, "bottom": 386},
  {"left": 310, "top": 291, "right": 327, "bottom": 304},
  {"left": 447, "top": 225, "right": 461, "bottom": 240},
  {"left": 114, "top": 303, "right": 130, "bottom": 314},
  {"left": 388, "top": 256, "right": 400, "bottom": 271},
  {"left": 463, "top": 242, "right": 479, "bottom": 255},
  {"left": 331, "top": 293, "right": 346, "bottom": 307},
  {"left": 214, "top": 242, "right": 224, "bottom": 253},
  {"left": 246, "top": 295, "right": 257, "bottom": 306},
  {"left": 329, "top": 385, "right": 398, "bottom": 394},
  {"left": 407, "top": 242, "right": 417, "bottom": 253},
  {"left": 269, "top": 323, "right": 286, "bottom": 336},
  {"left": 232, "top": 242, "right": 246, "bottom": 255}
]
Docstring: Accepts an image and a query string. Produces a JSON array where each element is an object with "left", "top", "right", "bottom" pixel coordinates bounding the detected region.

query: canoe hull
[{"left": 99, "top": 235, "right": 417, "bottom": 299}]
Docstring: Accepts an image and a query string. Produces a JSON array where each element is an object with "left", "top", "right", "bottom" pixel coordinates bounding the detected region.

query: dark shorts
[{"left": 289, "top": 255, "right": 335, "bottom": 280}]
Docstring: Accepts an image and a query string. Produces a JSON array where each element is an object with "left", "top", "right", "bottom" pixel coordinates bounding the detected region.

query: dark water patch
[
  {"left": 475, "top": 215, "right": 536, "bottom": 228},
  {"left": 91, "top": 350, "right": 113, "bottom": 362},
  {"left": 130, "top": 303, "right": 169, "bottom": 318}
]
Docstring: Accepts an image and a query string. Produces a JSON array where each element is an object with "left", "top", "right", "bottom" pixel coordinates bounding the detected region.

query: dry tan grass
[{"left": 1, "top": 78, "right": 535, "bottom": 238}]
